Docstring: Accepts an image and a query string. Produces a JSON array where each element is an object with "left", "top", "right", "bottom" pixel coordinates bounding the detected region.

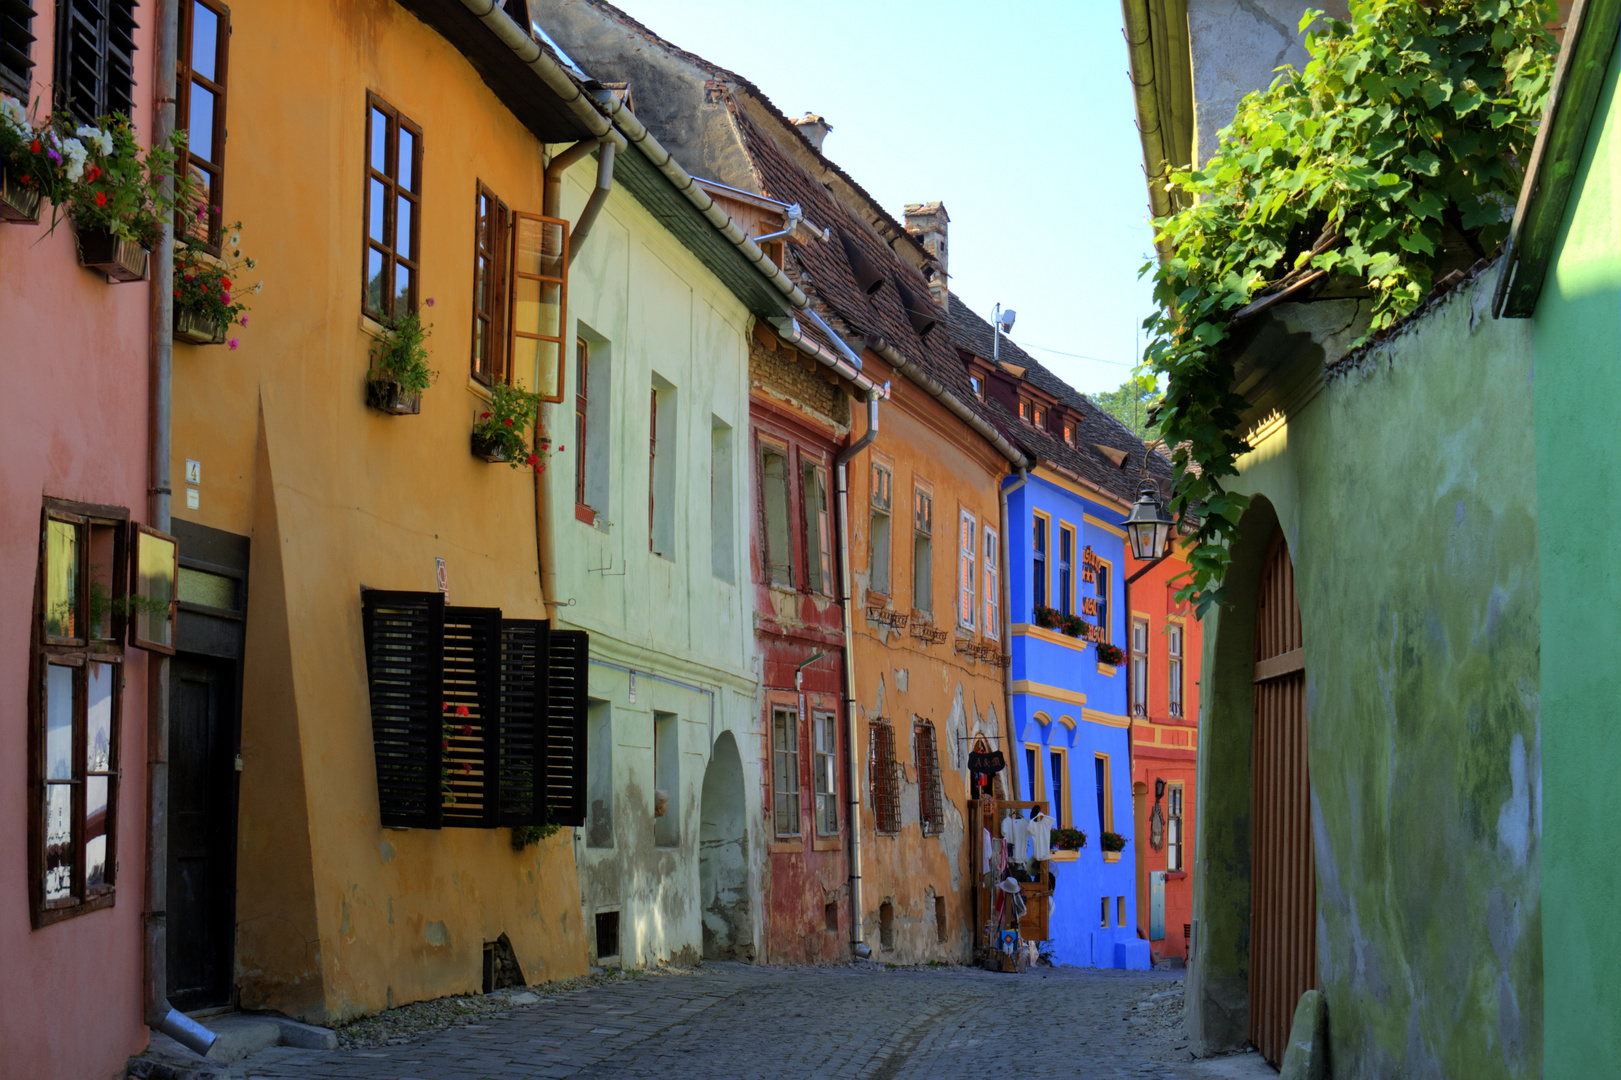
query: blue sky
[{"left": 602, "top": 0, "right": 1159, "bottom": 396}]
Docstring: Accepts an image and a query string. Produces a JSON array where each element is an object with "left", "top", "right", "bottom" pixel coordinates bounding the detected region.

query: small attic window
[
  {"left": 1019, "top": 398, "right": 1033, "bottom": 423},
  {"left": 970, "top": 375, "right": 983, "bottom": 399},
  {"left": 1033, "top": 404, "right": 1048, "bottom": 429},
  {"left": 1063, "top": 420, "right": 1076, "bottom": 446}
]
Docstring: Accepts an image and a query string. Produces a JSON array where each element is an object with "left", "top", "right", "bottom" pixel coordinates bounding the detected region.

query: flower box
[
  {"left": 366, "top": 379, "right": 421, "bottom": 415},
  {"left": 174, "top": 308, "right": 227, "bottom": 345},
  {"left": 471, "top": 432, "right": 507, "bottom": 463},
  {"left": 0, "top": 164, "right": 40, "bottom": 224},
  {"left": 76, "top": 226, "right": 148, "bottom": 282}
]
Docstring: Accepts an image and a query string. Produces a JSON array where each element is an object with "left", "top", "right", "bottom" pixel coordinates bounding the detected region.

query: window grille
[
  {"left": 869, "top": 719, "right": 899, "bottom": 833},
  {"left": 915, "top": 721, "right": 943, "bottom": 835}
]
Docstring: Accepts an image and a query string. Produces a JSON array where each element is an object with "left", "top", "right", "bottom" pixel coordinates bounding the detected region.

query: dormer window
[
  {"left": 1063, "top": 420, "right": 1076, "bottom": 446},
  {"left": 1033, "top": 404, "right": 1047, "bottom": 429},
  {"left": 970, "top": 375, "right": 983, "bottom": 399},
  {"left": 1019, "top": 398, "right": 1033, "bottom": 423}
]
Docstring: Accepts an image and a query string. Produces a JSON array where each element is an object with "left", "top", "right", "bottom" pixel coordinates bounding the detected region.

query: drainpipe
[
  {"left": 768, "top": 314, "right": 885, "bottom": 395},
  {"left": 998, "top": 468, "right": 1029, "bottom": 803},
  {"left": 835, "top": 391, "right": 881, "bottom": 960},
  {"left": 145, "top": 0, "right": 216, "bottom": 1057},
  {"left": 566, "top": 127, "right": 615, "bottom": 266}
]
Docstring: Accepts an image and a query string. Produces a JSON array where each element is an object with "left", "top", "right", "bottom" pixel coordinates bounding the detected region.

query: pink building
[{"left": 0, "top": 2, "right": 186, "bottom": 1075}]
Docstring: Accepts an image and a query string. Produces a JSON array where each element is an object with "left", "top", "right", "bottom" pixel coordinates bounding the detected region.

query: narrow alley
[{"left": 140, "top": 964, "right": 1271, "bottom": 1080}]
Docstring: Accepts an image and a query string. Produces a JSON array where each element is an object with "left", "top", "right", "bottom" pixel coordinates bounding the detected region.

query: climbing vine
[{"left": 1141, "top": 0, "right": 1556, "bottom": 613}]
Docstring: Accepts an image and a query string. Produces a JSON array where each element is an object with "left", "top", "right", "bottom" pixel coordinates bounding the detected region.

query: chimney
[
  {"left": 904, "top": 201, "right": 950, "bottom": 305},
  {"left": 794, "top": 112, "right": 833, "bottom": 153}
]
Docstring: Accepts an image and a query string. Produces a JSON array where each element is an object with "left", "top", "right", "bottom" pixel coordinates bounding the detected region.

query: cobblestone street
[{"left": 190, "top": 963, "right": 1272, "bottom": 1080}]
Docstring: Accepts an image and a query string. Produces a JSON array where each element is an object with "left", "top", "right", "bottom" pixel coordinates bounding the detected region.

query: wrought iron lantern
[{"left": 1124, "top": 485, "right": 1176, "bottom": 562}]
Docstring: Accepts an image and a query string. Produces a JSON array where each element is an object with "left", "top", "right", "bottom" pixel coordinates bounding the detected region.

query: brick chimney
[
  {"left": 904, "top": 202, "right": 950, "bottom": 305},
  {"left": 794, "top": 113, "right": 833, "bottom": 153}
]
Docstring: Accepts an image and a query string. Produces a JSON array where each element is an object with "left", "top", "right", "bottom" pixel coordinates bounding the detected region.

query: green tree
[{"left": 1092, "top": 375, "right": 1161, "bottom": 445}]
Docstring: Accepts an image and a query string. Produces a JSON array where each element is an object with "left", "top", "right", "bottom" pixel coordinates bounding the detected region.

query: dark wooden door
[
  {"left": 168, "top": 652, "right": 240, "bottom": 1010},
  {"left": 1249, "top": 529, "right": 1315, "bottom": 1066}
]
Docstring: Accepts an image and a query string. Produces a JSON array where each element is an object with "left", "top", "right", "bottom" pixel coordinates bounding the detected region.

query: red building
[{"left": 1126, "top": 534, "right": 1202, "bottom": 963}]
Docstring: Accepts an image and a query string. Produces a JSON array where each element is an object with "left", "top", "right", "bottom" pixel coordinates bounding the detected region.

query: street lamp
[{"left": 1124, "top": 485, "right": 1176, "bottom": 563}]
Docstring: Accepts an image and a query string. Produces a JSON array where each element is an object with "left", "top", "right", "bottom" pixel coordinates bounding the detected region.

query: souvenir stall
[{"left": 969, "top": 796, "right": 1059, "bottom": 971}]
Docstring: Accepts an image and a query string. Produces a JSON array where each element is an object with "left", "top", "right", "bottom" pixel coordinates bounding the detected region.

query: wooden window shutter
[
  {"left": 1, "top": 0, "right": 37, "bottom": 101},
  {"left": 362, "top": 590, "right": 445, "bottom": 829},
  {"left": 495, "top": 618, "right": 547, "bottom": 826},
  {"left": 442, "top": 607, "right": 502, "bottom": 828},
  {"left": 544, "top": 628, "right": 589, "bottom": 826}
]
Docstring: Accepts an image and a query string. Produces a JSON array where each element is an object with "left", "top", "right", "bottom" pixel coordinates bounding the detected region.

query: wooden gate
[{"left": 1249, "top": 529, "right": 1315, "bottom": 1066}]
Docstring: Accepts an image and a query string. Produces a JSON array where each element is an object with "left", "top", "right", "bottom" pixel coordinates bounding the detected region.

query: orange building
[{"left": 1126, "top": 533, "right": 1202, "bottom": 963}]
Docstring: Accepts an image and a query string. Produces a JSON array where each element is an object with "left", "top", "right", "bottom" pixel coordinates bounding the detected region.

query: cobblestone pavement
[{"left": 219, "top": 963, "right": 1272, "bottom": 1080}]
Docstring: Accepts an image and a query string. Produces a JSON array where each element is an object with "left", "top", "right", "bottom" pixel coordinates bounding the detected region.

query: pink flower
[
  {"left": 228, "top": 338, "right": 239, "bottom": 350},
  {"left": 184, "top": 273, "right": 194, "bottom": 282},
  {"left": 221, "top": 292, "right": 230, "bottom": 304},
  {"left": 239, "top": 314, "right": 249, "bottom": 327},
  {"left": 425, "top": 297, "right": 435, "bottom": 307}
]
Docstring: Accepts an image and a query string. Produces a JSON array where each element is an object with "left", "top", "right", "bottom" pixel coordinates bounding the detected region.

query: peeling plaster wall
[{"left": 1189, "top": 273, "right": 1541, "bottom": 1077}]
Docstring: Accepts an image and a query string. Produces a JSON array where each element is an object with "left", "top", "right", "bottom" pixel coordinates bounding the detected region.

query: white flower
[
  {"left": 245, "top": 257, "right": 257, "bottom": 269},
  {"left": 0, "top": 97, "right": 26, "bottom": 132},
  {"left": 61, "top": 138, "right": 88, "bottom": 182},
  {"left": 75, "top": 124, "right": 112, "bottom": 156},
  {"left": 253, "top": 281, "right": 263, "bottom": 293},
  {"left": 229, "top": 232, "right": 240, "bottom": 248}
]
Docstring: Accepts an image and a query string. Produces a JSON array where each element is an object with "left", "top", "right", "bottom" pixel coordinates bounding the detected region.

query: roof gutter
[{"left": 866, "top": 333, "right": 1029, "bottom": 468}]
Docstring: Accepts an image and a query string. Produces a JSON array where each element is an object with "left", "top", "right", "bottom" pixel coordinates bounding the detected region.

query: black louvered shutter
[
  {"left": 362, "top": 590, "right": 444, "bottom": 829},
  {"left": 0, "top": 0, "right": 36, "bottom": 101},
  {"left": 54, "top": 0, "right": 137, "bottom": 125},
  {"left": 545, "top": 629, "right": 589, "bottom": 826},
  {"left": 496, "top": 619, "right": 547, "bottom": 826},
  {"left": 442, "top": 607, "right": 501, "bottom": 828}
]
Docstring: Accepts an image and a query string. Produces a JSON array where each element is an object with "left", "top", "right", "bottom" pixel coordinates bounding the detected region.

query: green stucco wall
[
  {"left": 1533, "top": 38, "right": 1621, "bottom": 1080},
  {"left": 1190, "top": 272, "right": 1542, "bottom": 1077}
]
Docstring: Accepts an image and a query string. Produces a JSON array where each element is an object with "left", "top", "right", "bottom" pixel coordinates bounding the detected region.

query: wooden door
[
  {"left": 167, "top": 653, "right": 240, "bottom": 1010},
  {"left": 1249, "top": 529, "right": 1315, "bottom": 1066}
]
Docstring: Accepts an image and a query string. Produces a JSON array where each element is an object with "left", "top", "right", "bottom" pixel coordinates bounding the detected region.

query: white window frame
[
  {"left": 1131, "top": 617, "right": 1150, "bottom": 717},
  {"left": 982, "top": 525, "right": 1000, "bottom": 639},
  {"left": 957, "top": 509, "right": 977, "bottom": 630},
  {"left": 1167, "top": 782, "right": 1185, "bottom": 870},
  {"left": 1168, "top": 621, "right": 1184, "bottom": 717}
]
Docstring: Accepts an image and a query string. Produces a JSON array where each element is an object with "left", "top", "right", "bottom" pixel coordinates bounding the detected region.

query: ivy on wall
[{"left": 1141, "top": 0, "right": 1557, "bottom": 613}]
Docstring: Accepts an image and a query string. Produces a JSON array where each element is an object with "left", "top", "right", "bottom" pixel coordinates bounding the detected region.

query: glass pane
[
  {"left": 397, "top": 127, "right": 414, "bottom": 191},
  {"left": 511, "top": 337, "right": 539, "bottom": 391},
  {"left": 88, "top": 523, "right": 117, "bottom": 641},
  {"left": 188, "top": 84, "right": 215, "bottom": 162},
  {"left": 368, "top": 179, "right": 386, "bottom": 243},
  {"left": 178, "top": 566, "right": 236, "bottom": 609},
  {"left": 515, "top": 216, "right": 558, "bottom": 276},
  {"left": 136, "top": 531, "right": 177, "bottom": 648},
  {"left": 512, "top": 276, "right": 540, "bottom": 335},
  {"left": 395, "top": 195, "right": 412, "bottom": 256},
  {"left": 44, "top": 784, "right": 74, "bottom": 902},
  {"left": 190, "top": 3, "right": 219, "bottom": 81},
  {"left": 46, "top": 519, "right": 79, "bottom": 638},
  {"left": 46, "top": 665, "right": 74, "bottom": 781},
  {"left": 533, "top": 338, "right": 561, "bottom": 401},
  {"left": 366, "top": 247, "right": 385, "bottom": 314},
  {"left": 87, "top": 663, "right": 114, "bottom": 772},
  {"left": 393, "top": 263, "right": 412, "bottom": 318},
  {"left": 370, "top": 109, "right": 388, "bottom": 172},
  {"left": 85, "top": 776, "right": 109, "bottom": 888}
]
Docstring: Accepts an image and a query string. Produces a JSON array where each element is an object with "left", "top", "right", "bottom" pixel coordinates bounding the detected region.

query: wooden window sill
[
  {"left": 812, "top": 833, "right": 841, "bottom": 852},
  {"left": 768, "top": 838, "right": 804, "bottom": 854},
  {"left": 1097, "top": 663, "right": 1118, "bottom": 676},
  {"left": 1049, "top": 850, "right": 1080, "bottom": 862},
  {"left": 575, "top": 503, "right": 598, "bottom": 525},
  {"left": 1166, "top": 870, "right": 1187, "bottom": 880}
]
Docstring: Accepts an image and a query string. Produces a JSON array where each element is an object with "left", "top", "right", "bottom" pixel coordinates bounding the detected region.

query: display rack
[{"left": 969, "top": 798, "right": 1053, "bottom": 971}]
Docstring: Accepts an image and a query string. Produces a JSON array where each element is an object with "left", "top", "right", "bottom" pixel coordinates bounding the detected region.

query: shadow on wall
[{"left": 700, "top": 732, "right": 751, "bottom": 960}]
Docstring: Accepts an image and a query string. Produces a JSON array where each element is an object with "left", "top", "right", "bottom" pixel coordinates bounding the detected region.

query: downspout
[
  {"left": 145, "top": 0, "right": 216, "bottom": 1056},
  {"left": 566, "top": 130, "right": 615, "bottom": 266},
  {"left": 835, "top": 391, "right": 881, "bottom": 960},
  {"left": 998, "top": 468, "right": 1029, "bottom": 803}
]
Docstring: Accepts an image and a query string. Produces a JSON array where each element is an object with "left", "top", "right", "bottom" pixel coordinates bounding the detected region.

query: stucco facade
[
  {"left": 0, "top": 3, "right": 161, "bottom": 1076},
  {"left": 1004, "top": 473, "right": 1142, "bottom": 969},
  {"left": 1187, "top": 274, "right": 1543, "bottom": 1077}
]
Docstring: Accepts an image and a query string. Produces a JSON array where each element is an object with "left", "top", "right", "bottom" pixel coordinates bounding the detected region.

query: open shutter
[
  {"left": 496, "top": 618, "right": 547, "bottom": 826},
  {"left": 544, "top": 628, "right": 589, "bottom": 826},
  {"left": 509, "top": 211, "right": 569, "bottom": 402},
  {"left": 362, "top": 590, "right": 444, "bottom": 829},
  {"left": 442, "top": 606, "right": 501, "bottom": 827}
]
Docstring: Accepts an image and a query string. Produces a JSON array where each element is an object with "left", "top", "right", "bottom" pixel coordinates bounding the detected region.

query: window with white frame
[
  {"left": 813, "top": 711, "right": 838, "bottom": 835},
  {"left": 1167, "top": 782, "right": 1185, "bottom": 870},
  {"left": 1168, "top": 622, "right": 1184, "bottom": 717},
  {"left": 957, "top": 510, "right": 976, "bottom": 630},
  {"left": 982, "top": 525, "right": 999, "bottom": 639},
  {"left": 1131, "top": 618, "right": 1149, "bottom": 717}
]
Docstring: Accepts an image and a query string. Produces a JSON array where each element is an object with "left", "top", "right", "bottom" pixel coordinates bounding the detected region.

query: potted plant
[
  {"left": 1060, "top": 613, "right": 1086, "bottom": 638},
  {"left": 1100, "top": 831, "right": 1128, "bottom": 863},
  {"left": 173, "top": 219, "right": 259, "bottom": 345},
  {"left": 0, "top": 96, "right": 61, "bottom": 224},
  {"left": 367, "top": 301, "right": 435, "bottom": 414},
  {"left": 1033, "top": 605, "right": 1060, "bottom": 630},
  {"left": 65, "top": 114, "right": 195, "bottom": 281},
  {"left": 471, "top": 382, "right": 545, "bottom": 469},
  {"left": 1097, "top": 642, "right": 1126, "bottom": 666},
  {"left": 1052, "top": 827, "right": 1087, "bottom": 851}
]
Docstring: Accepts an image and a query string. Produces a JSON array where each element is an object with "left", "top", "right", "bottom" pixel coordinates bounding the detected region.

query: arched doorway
[
  {"left": 1249, "top": 529, "right": 1315, "bottom": 1066},
  {"left": 699, "top": 731, "right": 750, "bottom": 960}
]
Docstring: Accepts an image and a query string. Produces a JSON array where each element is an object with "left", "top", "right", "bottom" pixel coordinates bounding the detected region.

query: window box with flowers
[
  {"left": 0, "top": 97, "right": 55, "bottom": 224},
  {"left": 1033, "top": 605, "right": 1060, "bottom": 631},
  {"left": 1101, "top": 830, "right": 1128, "bottom": 863},
  {"left": 1096, "top": 642, "right": 1126, "bottom": 667},
  {"left": 174, "top": 219, "right": 259, "bottom": 346},
  {"left": 471, "top": 382, "right": 550, "bottom": 472},
  {"left": 66, "top": 116, "right": 194, "bottom": 282},
  {"left": 366, "top": 299, "right": 435, "bottom": 415}
]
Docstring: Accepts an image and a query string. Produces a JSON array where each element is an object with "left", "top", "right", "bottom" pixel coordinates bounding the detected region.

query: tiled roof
[{"left": 942, "top": 294, "right": 1173, "bottom": 508}]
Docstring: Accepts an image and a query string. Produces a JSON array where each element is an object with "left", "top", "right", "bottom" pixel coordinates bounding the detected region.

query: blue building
[{"left": 944, "top": 296, "right": 1171, "bottom": 969}]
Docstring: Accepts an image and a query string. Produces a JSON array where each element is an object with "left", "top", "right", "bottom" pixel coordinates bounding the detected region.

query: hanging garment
[
  {"left": 1028, "top": 811, "right": 1056, "bottom": 861},
  {"left": 981, "top": 827, "right": 994, "bottom": 874},
  {"left": 1000, "top": 814, "right": 1031, "bottom": 859}
]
